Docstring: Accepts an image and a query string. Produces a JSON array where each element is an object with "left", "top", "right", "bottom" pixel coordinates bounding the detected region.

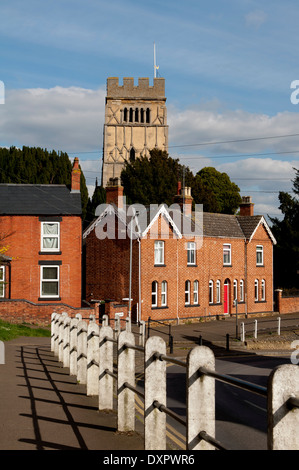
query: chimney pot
[{"left": 71, "top": 157, "right": 81, "bottom": 192}]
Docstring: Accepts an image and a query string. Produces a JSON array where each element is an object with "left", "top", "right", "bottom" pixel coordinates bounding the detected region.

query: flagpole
[{"left": 154, "top": 42, "right": 156, "bottom": 78}]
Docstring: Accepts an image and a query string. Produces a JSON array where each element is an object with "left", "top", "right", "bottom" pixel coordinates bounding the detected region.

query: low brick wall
[
  {"left": 275, "top": 290, "right": 299, "bottom": 314},
  {"left": 0, "top": 299, "right": 96, "bottom": 326}
]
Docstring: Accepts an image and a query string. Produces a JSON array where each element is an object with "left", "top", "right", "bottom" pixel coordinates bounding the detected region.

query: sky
[{"left": 0, "top": 0, "right": 299, "bottom": 220}]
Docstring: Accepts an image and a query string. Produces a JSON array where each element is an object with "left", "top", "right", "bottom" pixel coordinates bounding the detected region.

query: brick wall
[
  {"left": 0, "top": 299, "right": 95, "bottom": 326},
  {"left": 276, "top": 290, "right": 299, "bottom": 314},
  {"left": 84, "top": 212, "right": 275, "bottom": 323},
  {"left": 0, "top": 214, "right": 82, "bottom": 308}
]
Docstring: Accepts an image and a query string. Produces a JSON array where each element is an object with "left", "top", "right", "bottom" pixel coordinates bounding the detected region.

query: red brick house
[
  {"left": 0, "top": 158, "right": 83, "bottom": 324},
  {"left": 83, "top": 179, "right": 277, "bottom": 323}
]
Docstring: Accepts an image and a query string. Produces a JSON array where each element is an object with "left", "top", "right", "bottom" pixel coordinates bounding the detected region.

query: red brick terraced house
[
  {"left": 0, "top": 158, "right": 83, "bottom": 325},
  {"left": 83, "top": 180, "right": 277, "bottom": 323}
]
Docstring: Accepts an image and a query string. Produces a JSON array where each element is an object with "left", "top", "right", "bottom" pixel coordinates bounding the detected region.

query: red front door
[{"left": 224, "top": 283, "right": 229, "bottom": 314}]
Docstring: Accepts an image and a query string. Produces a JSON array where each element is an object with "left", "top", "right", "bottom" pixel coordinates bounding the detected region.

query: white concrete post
[
  {"left": 77, "top": 320, "right": 88, "bottom": 384},
  {"left": 268, "top": 364, "right": 299, "bottom": 450},
  {"left": 187, "top": 346, "right": 215, "bottom": 450},
  {"left": 58, "top": 315, "right": 65, "bottom": 362},
  {"left": 87, "top": 322, "right": 100, "bottom": 396},
  {"left": 277, "top": 317, "right": 281, "bottom": 336},
  {"left": 52, "top": 313, "right": 60, "bottom": 355},
  {"left": 62, "top": 316, "right": 71, "bottom": 368},
  {"left": 51, "top": 313, "right": 58, "bottom": 352},
  {"left": 99, "top": 326, "right": 114, "bottom": 410},
  {"left": 139, "top": 321, "right": 146, "bottom": 346},
  {"left": 114, "top": 317, "right": 121, "bottom": 339},
  {"left": 102, "top": 314, "right": 109, "bottom": 326},
  {"left": 144, "top": 336, "right": 167, "bottom": 450},
  {"left": 117, "top": 330, "right": 135, "bottom": 432},
  {"left": 125, "top": 317, "right": 131, "bottom": 332},
  {"left": 241, "top": 322, "right": 245, "bottom": 342},
  {"left": 69, "top": 317, "right": 80, "bottom": 376},
  {"left": 254, "top": 319, "right": 258, "bottom": 339}
]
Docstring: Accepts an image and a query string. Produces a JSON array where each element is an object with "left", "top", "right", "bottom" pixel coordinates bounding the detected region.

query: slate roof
[
  {"left": 83, "top": 202, "right": 276, "bottom": 243},
  {"left": 0, "top": 184, "right": 82, "bottom": 216}
]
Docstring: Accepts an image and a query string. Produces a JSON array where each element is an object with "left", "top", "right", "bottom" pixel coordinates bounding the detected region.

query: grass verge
[{"left": 0, "top": 319, "right": 50, "bottom": 341}]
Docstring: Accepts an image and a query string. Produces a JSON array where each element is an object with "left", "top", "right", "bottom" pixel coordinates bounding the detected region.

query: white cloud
[
  {"left": 0, "top": 86, "right": 105, "bottom": 152},
  {"left": 1, "top": 87, "right": 298, "bottom": 214}
]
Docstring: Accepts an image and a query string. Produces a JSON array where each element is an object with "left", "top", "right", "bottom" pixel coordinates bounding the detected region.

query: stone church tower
[{"left": 101, "top": 77, "right": 168, "bottom": 187}]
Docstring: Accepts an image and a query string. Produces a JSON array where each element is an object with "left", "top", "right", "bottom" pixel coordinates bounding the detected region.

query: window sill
[
  {"left": 187, "top": 264, "right": 198, "bottom": 267},
  {"left": 223, "top": 264, "right": 232, "bottom": 267},
  {"left": 256, "top": 265, "right": 264, "bottom": 268},
  {"left": 154, "top": 264, "right": 166, "bottom": 267},
  {"left": 254, "top": 300, "right": 267, "bottom": 303},
  {"left": 39, "top": 251, "right": 62, "bottom": 255},
  {"left": 38, "top": 297, "right": 61, "bottom": 301},
  {"left": 151, "top": 306, "right": 169, "bottom": 310},
  {"left": 184, "top": 304, "right": 200, "bottom": 308}
]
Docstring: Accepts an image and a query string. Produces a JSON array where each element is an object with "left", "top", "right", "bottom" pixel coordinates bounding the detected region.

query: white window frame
[
  {"left": 261, "top": 279, "right": 266, "bottom": 301},
  {"left": 193, "top": 280, "right": 199, "bottom": 304},
  {"left": 161, "top": 281, "right": 167, "bottom": 307},
  {"left": 209, "top": 280, "right": 214, "bottom": 304},
  {"left": 255, "top": 279, "right": 259, "bottom": 301},
  {"left": 40, "top": 265, "right": 60, "bottom": 298},
  {"left": 0, "top": 266, "right": 5, "bottom": 298},
  {"left": 256, "top": 245, "right": 264, "bottom": 266},
  {"left": 223, "top": 244, "right": 231, "bottom": 265},
  {"left": 187, "top": 242, "right": 196, "bottom": 265},
  {"left": 216, "top": 280, "right": 221, "bottom": 304},
  {"left": 151, "top": 281, "right": 158, "bottom": 307},
  {"left": 41, "top": 221, "right": 60, "bottom": 252},
  {"left": 240, "top": 280, "right": 244, "bottom": 302},
  {"left": 233, "top": 279, "right": 238, "bottom": 302},
  {"left": 185, "top": 280, "right": 191, "bottom": 305},
  {"left": 154, "top": 241, "right": 164, "bottom": 265}
]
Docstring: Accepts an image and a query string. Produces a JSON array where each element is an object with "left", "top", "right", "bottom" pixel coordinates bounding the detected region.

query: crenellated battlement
[{"left": 107, "top": 77, "right": 166, "bottom": 100}]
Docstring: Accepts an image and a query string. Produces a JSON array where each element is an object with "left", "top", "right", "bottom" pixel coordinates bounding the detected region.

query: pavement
[{"left": 0, "top": 312, "right": 298, "bottom": 451}]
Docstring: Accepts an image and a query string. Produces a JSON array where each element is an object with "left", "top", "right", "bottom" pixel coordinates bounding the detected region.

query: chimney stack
[
  {"left": 71, "top": 157, "right": 81, "bottom": 192},
  {"left": 105, "top": 177, "right": 124, "bottom": 209},
  {"left": 239, "top": 196, "right": 254, "bottom": 216},
  {"left": 173, "top": 182, "right": 193, "bottom": 216}
]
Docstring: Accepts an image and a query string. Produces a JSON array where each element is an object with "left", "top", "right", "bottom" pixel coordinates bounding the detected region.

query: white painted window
[
  {"left": 152, "top": 281, "right": 158, "bottom": 307},
  {"left": 154, "top": 241, "right": 164, "bottom": 265},
  {"left": 216, "top": 280, "right": 221, "bottom": 303},
  {"left": 193, "top": 280, "right": 199, "bottom": 304},
  {"left": 161, "top": 281, "right": 167, "bottom": 306},
  {"left": 187, "top": 242, "right": 196, "bottom": 265},
  {"left": 185, "top": 280, "right": 191, "bottom": 305},
  {"left": 240, "top": 280, "right": 244, "bottom": 302},
  {"left": 255, "top": 279, "right": 259, "bottom": 301},
  {"left": 0, "top": 266, "right": 5, "bottom": 298},
  {"left": 209, "top": 280, "right": 214, "bottom": 304},
  {"left": 223, "top": 244, "right": 231, "bottom": 265},
  {"left": 40, "top": 266, "right": 59, "bottom": 298},
  {"left": 261, "top": 279, "right": 266, "bottom": 301},
  {"left": 256, "top": 245, "right": 263, "bottom": 266},
  {"left": 41, "top": 222, "right": 60, "bottom": 252}
]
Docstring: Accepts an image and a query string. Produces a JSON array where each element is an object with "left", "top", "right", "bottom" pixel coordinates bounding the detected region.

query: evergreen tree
[
  {"left": 0, "top": 146, "right": 88, "bottom": 220},
  {"left": 270, "top": 168, "right": 299, "bottom": 289}
]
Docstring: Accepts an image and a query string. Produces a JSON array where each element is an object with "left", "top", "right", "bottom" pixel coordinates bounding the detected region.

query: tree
[
  {"left": 270, "top": 168, "right": 299, "bottom": 289},
  {"left": 121, "top": 150, "right": 242, "bottom": 214},
  {"left": 121, "top": 149, "right": 193, "bottom": 206},
  {"left": 0, "top": 146, "right": 89, "bottom": 220},
  {"left": 85, "top": 181, "right": 106, "bottom": 228},
  {"left": 192, "top": 167, "right": 242, "bottom": 214}
]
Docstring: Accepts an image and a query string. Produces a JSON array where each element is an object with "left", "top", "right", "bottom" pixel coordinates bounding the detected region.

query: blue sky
[{"left": 0, "top": 0, "right": 299, "bottom": 218}]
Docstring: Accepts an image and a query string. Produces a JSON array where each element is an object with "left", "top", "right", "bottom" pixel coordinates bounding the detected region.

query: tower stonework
[{"left": 101, "top": 77, "right": 168, "bottom": 187}]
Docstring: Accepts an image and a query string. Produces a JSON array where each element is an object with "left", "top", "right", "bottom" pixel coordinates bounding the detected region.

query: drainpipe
[
  {"left": 176, "top": 238, "right": 179, "bottom": 323},
  {"left": 245, "top": 239, "right": 248, "bottom": 318}
]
